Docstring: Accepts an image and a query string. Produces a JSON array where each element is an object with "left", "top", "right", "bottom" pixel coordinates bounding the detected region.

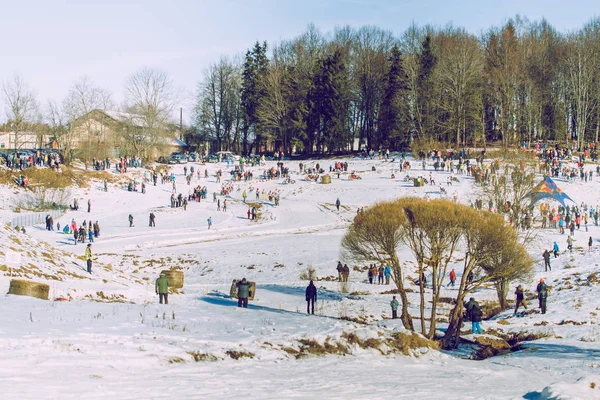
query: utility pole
[{"left": 179, "top": 108, "right": 184, "bottom": 141}]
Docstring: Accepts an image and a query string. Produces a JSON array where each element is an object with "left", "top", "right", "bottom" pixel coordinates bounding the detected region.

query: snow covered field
[{"left": 2, "top": 154, "right": 600, "bottom": 399}]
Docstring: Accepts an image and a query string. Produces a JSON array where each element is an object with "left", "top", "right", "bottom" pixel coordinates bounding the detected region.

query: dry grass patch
[
  {"left": 187, "top": 351, "right": 219, "bottom": 362},
  {"left": 295, "top": 338, "right": 350, "bottom": 358},
  {"left": 225, "top": 350, "right": 255, "bottom": 360}
]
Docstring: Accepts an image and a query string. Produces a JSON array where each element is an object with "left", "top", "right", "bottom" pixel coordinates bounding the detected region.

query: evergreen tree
[
  {"left": 416, "top": 35, "right": 438, "bottom": 140},
  {"left": 378, "top": 45, "right": 410, "bottom": 148},
  {"left": 240, "top": 41, "right": 269, "bottom": 155},
  {"left": 314, "top": 50, "right": 347, "bottom": 153}
]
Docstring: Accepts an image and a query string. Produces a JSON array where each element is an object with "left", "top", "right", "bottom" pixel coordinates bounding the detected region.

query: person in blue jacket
[
  {"left": 384, "top": 265, "right": 392, "bottom": 285},
  {"left": 553, "top": 241, "right": 559, "bottom": 258}
]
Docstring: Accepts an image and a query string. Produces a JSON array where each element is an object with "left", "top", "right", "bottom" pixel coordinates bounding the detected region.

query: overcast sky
[{"left": 2, "top": 0, "right": 599, "bottom": 124}]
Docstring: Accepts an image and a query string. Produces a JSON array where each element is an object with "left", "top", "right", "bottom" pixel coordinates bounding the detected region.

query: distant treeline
[{"left": 194, "top": 17, "right": 600, "bottom": 155}]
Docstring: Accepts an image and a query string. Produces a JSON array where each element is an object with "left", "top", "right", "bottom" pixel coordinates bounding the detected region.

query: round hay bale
[
  {"left": 321, "top": 175, "right": 331, "bottom": 184},
  {"left": 7, "top": 279, "right": 49, "bottom": 300},
  {"left": 161, "top": 269, "right": 184, "bottom": 289}
]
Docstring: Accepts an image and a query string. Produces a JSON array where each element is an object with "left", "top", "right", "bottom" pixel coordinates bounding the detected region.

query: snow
[{"left": 1, "top": 154, "right": 600, "bottom": 399}]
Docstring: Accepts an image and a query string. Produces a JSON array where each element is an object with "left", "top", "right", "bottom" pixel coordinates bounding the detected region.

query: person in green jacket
[
  {"left": 156, "top": 273, "right": 169, "bottom": 304},
  {"left": 236, "top": 278, "right": 251, "bottom": 308},
  {"left": 390, "top": 296, "right": 399, "bottom": 319}
]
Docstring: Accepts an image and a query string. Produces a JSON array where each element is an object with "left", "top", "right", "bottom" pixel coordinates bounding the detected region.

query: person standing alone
[
  {"left": 155, "top": 273, "right": 169, "bottom": 304},
  {"left": 85, "top": 244, "right": 93, "bottom": 274},
  {"left": 305, "top": 280, "right": 317, "bottom": 315},
  {"left": 390, "top": 296, "right": 399, "bottom": 319},
  {"left": 236, "top": 278, "right": 251, "bottom": 308}
]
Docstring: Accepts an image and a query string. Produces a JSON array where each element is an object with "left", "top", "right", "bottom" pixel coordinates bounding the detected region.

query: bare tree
[
  {"left": 2, "top": 75, "right": 39, "bottom": 155},
  {"left": 565, "top": 28, "right": 599, "bottom": 150},
  {"left": 46, "top": 100, "right": 71, "bottom": 163},
  {"left": 63, "top": 76, "right": 113, "bottom": 166},
  {"left": 195, "top": 57, "right": 241, "bottom": 151},
  {"left": 437, "top": 28, "right": 484, "bottom": 145},
  {"left": 123, "top": 67, "right": 178, "bottom": 158}
]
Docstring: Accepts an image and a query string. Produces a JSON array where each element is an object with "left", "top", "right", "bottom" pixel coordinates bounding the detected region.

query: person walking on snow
[
  {"left": 149, "top": 212, "right": 156, "bottom": 227},
  {"left": 129, "top": 214, "right": 134, "bottom": 227},
  {"left": 514, "top": 285, "right": 527, "bottom": 315},
  {"left": 247, "top": 209, "right": 251, "bottom": 219},
  {"left": 589, "top": 236, "right": 593, "bottom": 251},
  {"left": 242, "top": 190, "right": 247, "bottom": 203},
  {"left": 305, "top": 280, "right": 317, "bottom": 315},
  {"left": 155, "top": 273, "right": 169, "bottom": 304},
  {"left": 448, "top": 268, "right": 457, "bottom": 287},
  {"left": 85, "top": 243, "right": 93, "bottom": 274},
  {"left": 87, "top": 199, "right": 91, "bottom": 213},
  {"left": 336, "top": 261, "right": 343, "bottom": 282},
  {"left": 335, "top": 198, "right": 341, "bottom": 212},
  {"left": 553, "top": 241, "right": 559, "bottom": 258},
  {"left": 537, "top": 278, "right": 548, "bottom": 314},
  {"left": 207, "top": 216, "right": 212, "bottom": 230},
  {"left": 542, "top": 249, "right": 551, "bottom": 272},
  {"left": 567, "top": 236, "right": 574, "bottom": 252},
  {"left": 390, "top": 296, "right": 399, "bottom": 319}
]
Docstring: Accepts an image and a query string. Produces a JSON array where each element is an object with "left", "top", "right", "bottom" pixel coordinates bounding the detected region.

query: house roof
[
  {"left": 165, "top": 137, "right": 187, "bottom": 147},
  {"left": 104, "top": 110, "right": 146, "bottom": 127}
]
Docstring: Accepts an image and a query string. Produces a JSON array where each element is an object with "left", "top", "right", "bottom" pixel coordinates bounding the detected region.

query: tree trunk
[
  {"left": 417, "top": 263, "right": 426, "bottom": 335},
  {"left": 392, "top": 263, "right": 414, "bottom": 331},
  {"left": 495, "top": 278, "right": 509, "bottom": 310}
]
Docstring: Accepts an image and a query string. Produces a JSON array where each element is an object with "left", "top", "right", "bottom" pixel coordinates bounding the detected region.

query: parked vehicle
[
  {"left": 168, "top": 154, "right": 187, "bottom": 164},
  {"left": 207, "top": 151, "right": 240, "bottom": 163}
]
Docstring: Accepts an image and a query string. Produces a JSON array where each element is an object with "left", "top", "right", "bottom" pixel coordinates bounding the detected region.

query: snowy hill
[{"left": 1, "top": 155, "right": 600, "bottom": 399}]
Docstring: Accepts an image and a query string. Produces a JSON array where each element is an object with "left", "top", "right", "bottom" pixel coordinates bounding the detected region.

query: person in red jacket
[{"left": 448, "top": 268, "right": 456, "bottom": 287}]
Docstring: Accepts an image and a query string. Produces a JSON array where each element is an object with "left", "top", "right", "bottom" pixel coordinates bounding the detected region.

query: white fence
[{"left": 8, "top": 209, "right": 65, "bottom": 228}]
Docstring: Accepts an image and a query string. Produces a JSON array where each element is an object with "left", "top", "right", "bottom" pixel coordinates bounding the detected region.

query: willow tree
[
  {"left": 441, "top": 209, "right": 533, "bottom": 349},
  {"left": 341, "top": 201, "right": 413, "bottom": 330},
  {"left": 399, "top": 199, "right": 464, "bottom": 338}
]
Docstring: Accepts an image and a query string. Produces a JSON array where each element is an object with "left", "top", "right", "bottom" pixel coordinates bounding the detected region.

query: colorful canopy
[{"left": 525, "top": 176, "right": 574, "bottom": 207}]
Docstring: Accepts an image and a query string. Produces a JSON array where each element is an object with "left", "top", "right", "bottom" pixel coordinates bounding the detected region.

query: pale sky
[{"left": 1, "top": 0, "right": 599, "bottom": 124}]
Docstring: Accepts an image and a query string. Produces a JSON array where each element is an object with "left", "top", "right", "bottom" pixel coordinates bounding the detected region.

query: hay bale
[
  {"left": 161, "top": 269, "right": 184, "bottom": 289},
  {"left": 321, "top": 175, "right": 331, "bottom": 184},
  {"left": 7, "top": 279, "right": 49, "bottom": 300},
  {"left": 230, "top": 279, "right": 256, "bottom": 300}
]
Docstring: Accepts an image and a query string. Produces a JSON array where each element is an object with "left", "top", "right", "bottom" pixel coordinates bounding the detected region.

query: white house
[{"left": 0, "top": 131, "right": 45, "bottom": 150}]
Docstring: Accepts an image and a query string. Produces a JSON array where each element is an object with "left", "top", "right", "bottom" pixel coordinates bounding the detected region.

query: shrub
[{"left": 299, "top": 266, "right": 317, "bottom": 281}]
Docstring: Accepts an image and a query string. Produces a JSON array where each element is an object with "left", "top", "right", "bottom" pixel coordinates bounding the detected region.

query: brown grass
[
  {"left": 225, "top": 350, "right": 255, "bottom": 360},
  {"left": 187, "top": 351, "right": 218, "bottom": 362}
]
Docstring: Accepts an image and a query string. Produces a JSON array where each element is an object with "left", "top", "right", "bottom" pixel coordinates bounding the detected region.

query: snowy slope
[{"left": 1, "top": 155, "right": 600, "bottom": 399}]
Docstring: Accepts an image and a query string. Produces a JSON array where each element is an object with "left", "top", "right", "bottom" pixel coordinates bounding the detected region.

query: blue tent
[{"left": 525, "top": 176, "right": 574, "bottom": 207}]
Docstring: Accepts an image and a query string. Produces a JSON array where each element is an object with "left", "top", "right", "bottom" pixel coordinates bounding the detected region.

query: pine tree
[
  {"left": 240, "top": 41, "right": 269, "bottom": 155},
  {"left": 416, "top": 35, "right": 438, "bottom": 140},
  {"left": 378, "top": 45, "right": 410, "bottom": 148}
]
